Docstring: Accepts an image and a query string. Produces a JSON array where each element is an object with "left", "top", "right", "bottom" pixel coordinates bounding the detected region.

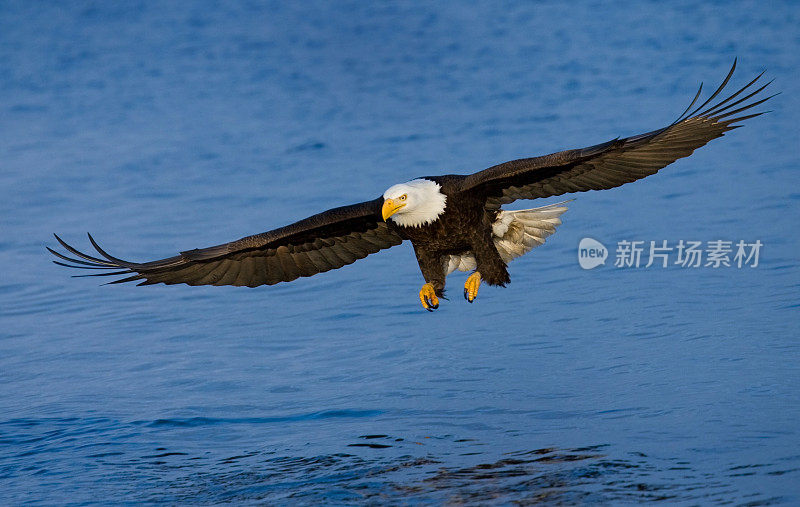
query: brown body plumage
[{"left": 388, "top": 175, "right": 509, "bottom": 295}]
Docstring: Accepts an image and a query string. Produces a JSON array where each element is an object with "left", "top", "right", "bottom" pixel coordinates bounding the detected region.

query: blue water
[{"left": 2, "top": 1, "right": 799, "bottom": 504}]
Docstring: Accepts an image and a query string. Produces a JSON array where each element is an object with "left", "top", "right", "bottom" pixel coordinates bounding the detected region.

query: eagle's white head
[{"left": 382, "top": 179, "right": 447, "bottom": 227}]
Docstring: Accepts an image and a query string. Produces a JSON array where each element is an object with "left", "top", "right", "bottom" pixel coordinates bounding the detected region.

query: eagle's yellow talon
[
  {"left": 464, "top": 271, "right": 481, "bottom": 303},
  {"left": 419, "top": 283, "right": 439, "bottom": 311}
]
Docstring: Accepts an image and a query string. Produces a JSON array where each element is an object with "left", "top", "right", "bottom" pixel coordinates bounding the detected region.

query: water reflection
[
  {"left": 1, "top": 416, "right": 792, "bottom": 503},
  {"left": 153, "top": 442, "right": 776, "bottom": 504}
]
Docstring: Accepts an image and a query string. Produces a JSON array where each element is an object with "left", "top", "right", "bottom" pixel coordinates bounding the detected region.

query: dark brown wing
[
  {"left": 462, "top": 60, "right": 776, "bottom": 209},
  {"left": 48, "top": 197, "right": 403, "bottom": 287}
]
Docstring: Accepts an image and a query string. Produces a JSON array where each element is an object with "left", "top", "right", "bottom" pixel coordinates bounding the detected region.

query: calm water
[{"left": 2, "top": 1, "right": 799, "bottom": 504}]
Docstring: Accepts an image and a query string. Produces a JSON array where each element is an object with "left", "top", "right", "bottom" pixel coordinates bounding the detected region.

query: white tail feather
[{"left": 445, "top": 201, "right": 570, "bottom": 274}]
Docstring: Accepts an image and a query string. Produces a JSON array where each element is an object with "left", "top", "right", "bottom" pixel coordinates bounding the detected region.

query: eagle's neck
[{"left": 391, "top": 179, "right": 447, "bottom": 228}]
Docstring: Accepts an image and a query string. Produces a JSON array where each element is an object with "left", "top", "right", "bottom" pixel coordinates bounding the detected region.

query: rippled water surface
[{"left": 2, "top": 1, "right": 799, "bottom": 504}]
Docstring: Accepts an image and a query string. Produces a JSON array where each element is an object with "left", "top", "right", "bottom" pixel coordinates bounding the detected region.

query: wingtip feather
[
  {"left": 52, "top": 233, "right": 112, "bottom": 265},
  {"left": 87, "top": 233, "right": 135, "bottom": 267}
]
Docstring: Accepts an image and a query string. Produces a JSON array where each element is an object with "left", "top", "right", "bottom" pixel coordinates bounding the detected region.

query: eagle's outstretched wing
[
  {"left": 49, "top": 197, "right": 403, "bottom": 287},
  {"left": 462, "top": 60, "right": 776, "bottom": 209}
]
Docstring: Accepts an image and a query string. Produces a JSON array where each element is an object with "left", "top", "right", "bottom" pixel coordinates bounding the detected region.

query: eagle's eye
[{"left": 399, "top": 194, "right": 407, "bottom": 201}]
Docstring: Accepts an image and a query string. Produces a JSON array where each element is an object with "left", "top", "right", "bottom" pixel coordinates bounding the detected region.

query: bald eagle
[{"left": 49, "top": 61, "right": 774, "bottom": 311}]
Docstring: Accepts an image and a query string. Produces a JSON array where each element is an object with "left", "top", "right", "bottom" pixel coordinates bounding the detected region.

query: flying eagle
[{"left": 49, "top": 61, "right": 774, "bottom": 311}]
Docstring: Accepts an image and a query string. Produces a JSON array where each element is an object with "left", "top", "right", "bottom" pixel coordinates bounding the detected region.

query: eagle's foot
[
  {"left": 464, "top": 271, "right": 481, "bottom": 303},
  {"left": 419, "top": 283, "right": 439, "bottom": 311}
]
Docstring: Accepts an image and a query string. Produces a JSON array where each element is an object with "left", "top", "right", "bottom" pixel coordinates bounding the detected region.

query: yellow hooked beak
[{"left": 382, "top": 199, "right": 406, "bottom": 221}]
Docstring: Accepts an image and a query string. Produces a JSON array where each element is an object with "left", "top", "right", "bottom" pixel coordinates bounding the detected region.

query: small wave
[{"left": 138, "top": 409, "right": 382, "bottom": 428}]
